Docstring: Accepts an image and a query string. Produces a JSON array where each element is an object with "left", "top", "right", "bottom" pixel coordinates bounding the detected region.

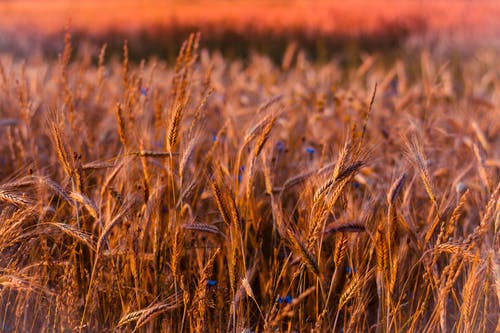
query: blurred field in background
[
  {"left": 1, "top": 0, "right": 500, "bottom": 61},
  {"left": 2, "top": 0, "right": 500, "bottom": 35}
]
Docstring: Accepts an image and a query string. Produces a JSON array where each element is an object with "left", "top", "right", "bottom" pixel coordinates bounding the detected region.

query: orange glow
[{"left": 0, "top": 0, "right": 499, "bottom": 38}]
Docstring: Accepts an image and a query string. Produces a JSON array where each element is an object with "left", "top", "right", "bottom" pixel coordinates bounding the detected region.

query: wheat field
[{"left": 0, "top": 31, "right": 499, "bottom": 332}]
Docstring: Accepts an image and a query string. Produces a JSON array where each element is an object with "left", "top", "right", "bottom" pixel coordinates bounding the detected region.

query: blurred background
[{"left": 1, "top": 0, "right": 499, "bottom": 62}]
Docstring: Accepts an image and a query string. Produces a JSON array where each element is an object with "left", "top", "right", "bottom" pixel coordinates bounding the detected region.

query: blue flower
[
  {"left": 140, "top": 87, "right": 147, "bottom": 96},
  {"left": 212, "top": 135, "right": 217, "bottom": 142},
  {"left": 277, "top": 294, "right": 292, "bottom": 304},
  {"left": 276, "top": 141, "right": 285, "bottom": 152},
  {"left": 216, "top": 93, "right": 225, "bottom": 103},
  {"left": 346, "top": 267, "right": 357, "bottom": 274},
  {"left": 305, "top": 146, "right": 315, "bottom": 154},
  {"left": 207, "top": 280, "right": 217, "bottom": 287},
  {"left": 237, "top": 166, "right": 245, "bottom": 183}
]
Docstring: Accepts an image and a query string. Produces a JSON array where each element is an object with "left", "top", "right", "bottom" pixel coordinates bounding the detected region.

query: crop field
[{"left": 0, "top": 4, "right": 499, "bottom": 332}]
